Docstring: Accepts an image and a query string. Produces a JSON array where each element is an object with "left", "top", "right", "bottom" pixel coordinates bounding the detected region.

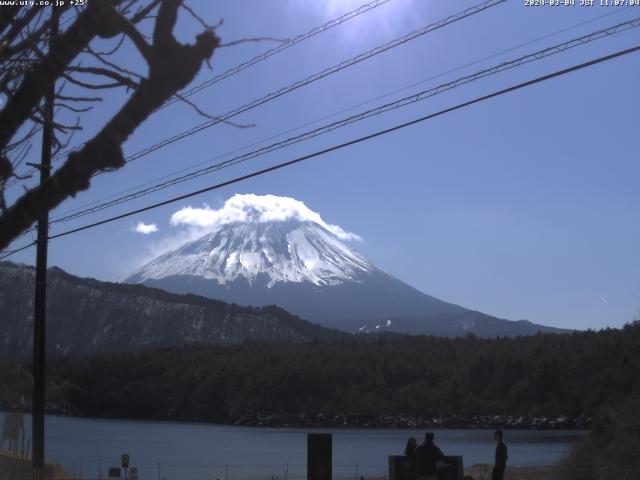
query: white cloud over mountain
[{"left": 170, "top": 194, "right": 362, "bottom": 241}]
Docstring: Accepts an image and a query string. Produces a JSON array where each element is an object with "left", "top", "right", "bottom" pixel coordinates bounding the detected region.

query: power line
[
  {"left": 0, "top": 242, "right": 35, "bottom": 260},
  {"left": 34, "top": 0, "right": 502, "bottom": 182},
  {"left": 3, "top": 40, "right": 634, "bottom": 257},
  {"left": 6, "top": 0, "right": 395, "bottom": 187},
  {"left": 45, "top": 5, "right": 635, "bottom": 225},
  {"left": 7, "top": 0, "right": 505, "bottom": 204},
  {"left": 112, "top": 0, "right": 505, "bottom": 170},
  {"left": 45, "top": 16, "right": 640, "bottom": 226},
  {"left": 160, "top": 0, "right": 396, "bottom": 109}
]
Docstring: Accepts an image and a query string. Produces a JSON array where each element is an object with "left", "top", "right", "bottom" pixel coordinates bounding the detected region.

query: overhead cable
[
  {"left": 46, "top": 17, "right": 640, "bottom": 226},
  {"left": 1, "top": 40, "right": 634, "bottom": 261}
]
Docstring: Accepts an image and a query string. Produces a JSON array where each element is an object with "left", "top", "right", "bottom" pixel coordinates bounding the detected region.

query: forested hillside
[
  {"left": 1, "top": 322, "right": 638, "bottom": 426},
  {"left": 0, "top": 262, "right": 345, "bottom": 357}
]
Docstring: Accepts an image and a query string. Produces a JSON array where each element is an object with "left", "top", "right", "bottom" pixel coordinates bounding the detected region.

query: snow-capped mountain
[
  {"left": 127, "top": 219, "right": 374, "bottom": 288},
  {"left": 124, "top": 194, "right": 566, "bottom": 337}
]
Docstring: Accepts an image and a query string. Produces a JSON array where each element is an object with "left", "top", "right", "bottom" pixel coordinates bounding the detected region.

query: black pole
[{"left": 33, "top": 7, "right": 58, "bottom": 480}]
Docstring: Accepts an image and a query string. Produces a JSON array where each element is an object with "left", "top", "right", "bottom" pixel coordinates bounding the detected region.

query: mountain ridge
[{"left": 0, "top": 261, "right": 346, "bottom": 358}]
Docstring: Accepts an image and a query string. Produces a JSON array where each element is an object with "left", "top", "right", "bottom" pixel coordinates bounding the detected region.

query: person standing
[{"left": 492, "top": 429, "right": 508, "bottom": 480}]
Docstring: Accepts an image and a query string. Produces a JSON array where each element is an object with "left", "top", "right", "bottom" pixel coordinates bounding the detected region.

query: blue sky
[{"left": 5, "top": 0, "right": 640, "bottom": 330}]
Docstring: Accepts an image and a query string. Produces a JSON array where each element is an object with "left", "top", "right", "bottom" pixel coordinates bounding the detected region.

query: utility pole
[{"left": 32, "top": 7, "right": 58, "bottom": 480}]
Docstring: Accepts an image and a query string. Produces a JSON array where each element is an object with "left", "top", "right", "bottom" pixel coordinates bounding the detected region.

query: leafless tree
[{"left": 0, "top": 0, "right": 220, "bottom": 251}]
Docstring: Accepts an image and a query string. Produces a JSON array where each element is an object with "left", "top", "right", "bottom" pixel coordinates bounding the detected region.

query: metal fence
[{"left": 5, "top": 448, "right": 640, "bottom": 480}]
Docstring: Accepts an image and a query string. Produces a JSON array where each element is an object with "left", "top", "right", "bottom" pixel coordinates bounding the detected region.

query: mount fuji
[{"left": 124, "top": 194, "right": 566, "bottom": 337}]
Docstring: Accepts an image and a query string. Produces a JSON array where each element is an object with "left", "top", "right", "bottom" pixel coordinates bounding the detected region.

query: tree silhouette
[{"left": 0, "top": 0, "right": 219, "bottom": 250}]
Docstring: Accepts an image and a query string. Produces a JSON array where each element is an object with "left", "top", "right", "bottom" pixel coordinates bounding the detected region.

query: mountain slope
[
  {"left": 124, "top": 195, "right": 567, "bottom": 337},
  {"left": 127, "top": 219, "right": 372, "bottom": 287},
  {"left": 0, "top": 262, "right": 345, "bottom": 358}
]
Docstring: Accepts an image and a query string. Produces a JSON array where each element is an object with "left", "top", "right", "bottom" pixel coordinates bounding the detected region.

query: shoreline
[
  {"left": 226, "top": 413, "right": 590, "bottom": 429},
  {"left": 2, "top": 409, "right": 589, "bottom": 430},
  {"left": 464, "top": 464, "right": 562, "bottom": 480}
]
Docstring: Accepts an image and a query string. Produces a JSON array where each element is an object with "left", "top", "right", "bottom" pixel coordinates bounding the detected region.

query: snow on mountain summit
[
  {"left": 170, "top": 194, "right": 362, "bottom": 241},
  {"left": 127, "top": 195, "right": 373, "bottom": 287}
]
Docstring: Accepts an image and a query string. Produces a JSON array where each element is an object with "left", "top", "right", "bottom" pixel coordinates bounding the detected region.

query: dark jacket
[
  {"left": 495, "top": 441, "right": 508, "bottom": 470},
  {"left": 414, "top": 443, "right": 445, "bottom": 476}
]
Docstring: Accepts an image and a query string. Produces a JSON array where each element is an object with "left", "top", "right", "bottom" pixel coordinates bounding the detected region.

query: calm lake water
[{"left": 0, "top": 412, "right": 585, "bottom": 480}]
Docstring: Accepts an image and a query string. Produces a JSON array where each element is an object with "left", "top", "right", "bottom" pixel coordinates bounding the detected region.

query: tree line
[{"left": 1, "top": 322, "right": 639, "bottom": 424}]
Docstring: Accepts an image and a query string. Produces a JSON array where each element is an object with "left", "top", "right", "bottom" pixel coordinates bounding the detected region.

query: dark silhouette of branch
[
  {"left": 0, "top": 2, "right": 111, "bottom": 152},
  {"left": 3, "top": 14, "right": 53, "bottom": 60},
  {"left": 84, "top": 44, "right": 145, "bottom": 80},
  {"left": 56, "top": 94, "right": 102, "bottom": 102},
  {"left": 10, "top": 142, "right": 33, "bottom": 171},
  {"left": 52, "top": 117, "right": 82, "bottom": 156},
  {"left": 54, "top": 103, "right": 94, "bottom": 113},
  {"left": 180, "top": 2, "right": 221, "bottom": 31},
  {"left": 62, "top": 77, "right": 127, "bottom": 90},
  {"left": 68, "top": 66, "right": 138, "bottom": 85},
  {"left": 0, "top": 0, "right": 220, "bottom": 250},
  {"left": 109, "top": 8, "right": 154, "bottom": 62},
  {"left": 130, "top": 0, "right": 163, "bottom": 23},
  {"left": 0, "top": 6, "right": 21, "bottom": 34},
  {"left": 0, "top": 7, "right": 42, "bottom": 60},
  {"left": 29, "top": 112, "right": 82, "bottom": 132},
  {"left": 89, "top": 32, "right": 127, "bottom": 56},
  {"left": 1, "top": 4, "right": 140, "bottom": 191},
  {"left": 219, "top": 36, "right": 290, "bottom": 48},
  {"left": 172, "top": 91, "right": 255, "bottom": 128},
  {"left": 5, "top": 121, "right": 40, "bottom": 153}
]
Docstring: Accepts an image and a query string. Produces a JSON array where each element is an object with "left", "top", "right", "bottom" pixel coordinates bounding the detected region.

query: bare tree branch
[
  {"left": 62, "top": 72, "right": 131, "bottom": 90},
  {"left": 107, "top": 7, "right": 154, "bottom": 63},
  {"left": 0, "top": 7, "right": 41, "bottom": 60},
  {"left": 219, "top": 36, "right": 290, "bottom": 48},
  {"left": 66, "top": 66, "right": 138, "bottom": 89},
  {"left": 0, "top": 2, "right": 111, "bottom": 151},
  {"left": 0, "top": 6, "right": 21, "bottom": 34},
  {"left": 3, "top": 14, "right": 52, "bottom": 60},
  {"left": 5, "top": 121, "right": 40, "bottom": 153},
  {"left": 89, "top": 32, "right": 126, "bottom": 56},
  {"left": 180, "top": 2, "right": 221, "bottom": 31},
  {"left": 173, "top": 91, "right": 255, "bottom": 128},
  {"left": 56, "top": 94, "right": 102, "bottom": 102},
  {"left": 130, "top": 0, "right": 163, "bottom": 24},
  {"left": 54, "top": 103, "right": 94, "bottom": 113},
  {"left": 52, "top": 117, "right": 81, "bottom": 156},
  {"left": 84, "top": 43, "right": 144, "bottom": 80},
  {"left": 0, "top": 0, "right": 220, "bottom": 250},
  {"left": 9, "top": 141, "right": 33, "bottom": 170}
]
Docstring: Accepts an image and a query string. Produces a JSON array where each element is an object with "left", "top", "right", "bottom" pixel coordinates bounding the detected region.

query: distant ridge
[{"left": 0, "top": 261, "right": 345, "bottom": 358}]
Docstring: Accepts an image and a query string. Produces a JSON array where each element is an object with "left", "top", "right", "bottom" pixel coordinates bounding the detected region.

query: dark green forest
[{"left": 1, "top": 322, "right": 639, "bottom": 426}]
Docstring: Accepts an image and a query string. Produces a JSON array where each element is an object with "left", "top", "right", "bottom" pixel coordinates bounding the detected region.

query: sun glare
[
  {"left": 289, "top": 0, "right": 416, "bottom": 41},
  {"left": 324, "top": 0, "right": 370, "bottom": 15}
]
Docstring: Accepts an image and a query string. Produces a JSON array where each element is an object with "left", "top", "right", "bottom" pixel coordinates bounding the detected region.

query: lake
[{"left": 0, "top": 412, "right": 585, "bottom": 480}]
